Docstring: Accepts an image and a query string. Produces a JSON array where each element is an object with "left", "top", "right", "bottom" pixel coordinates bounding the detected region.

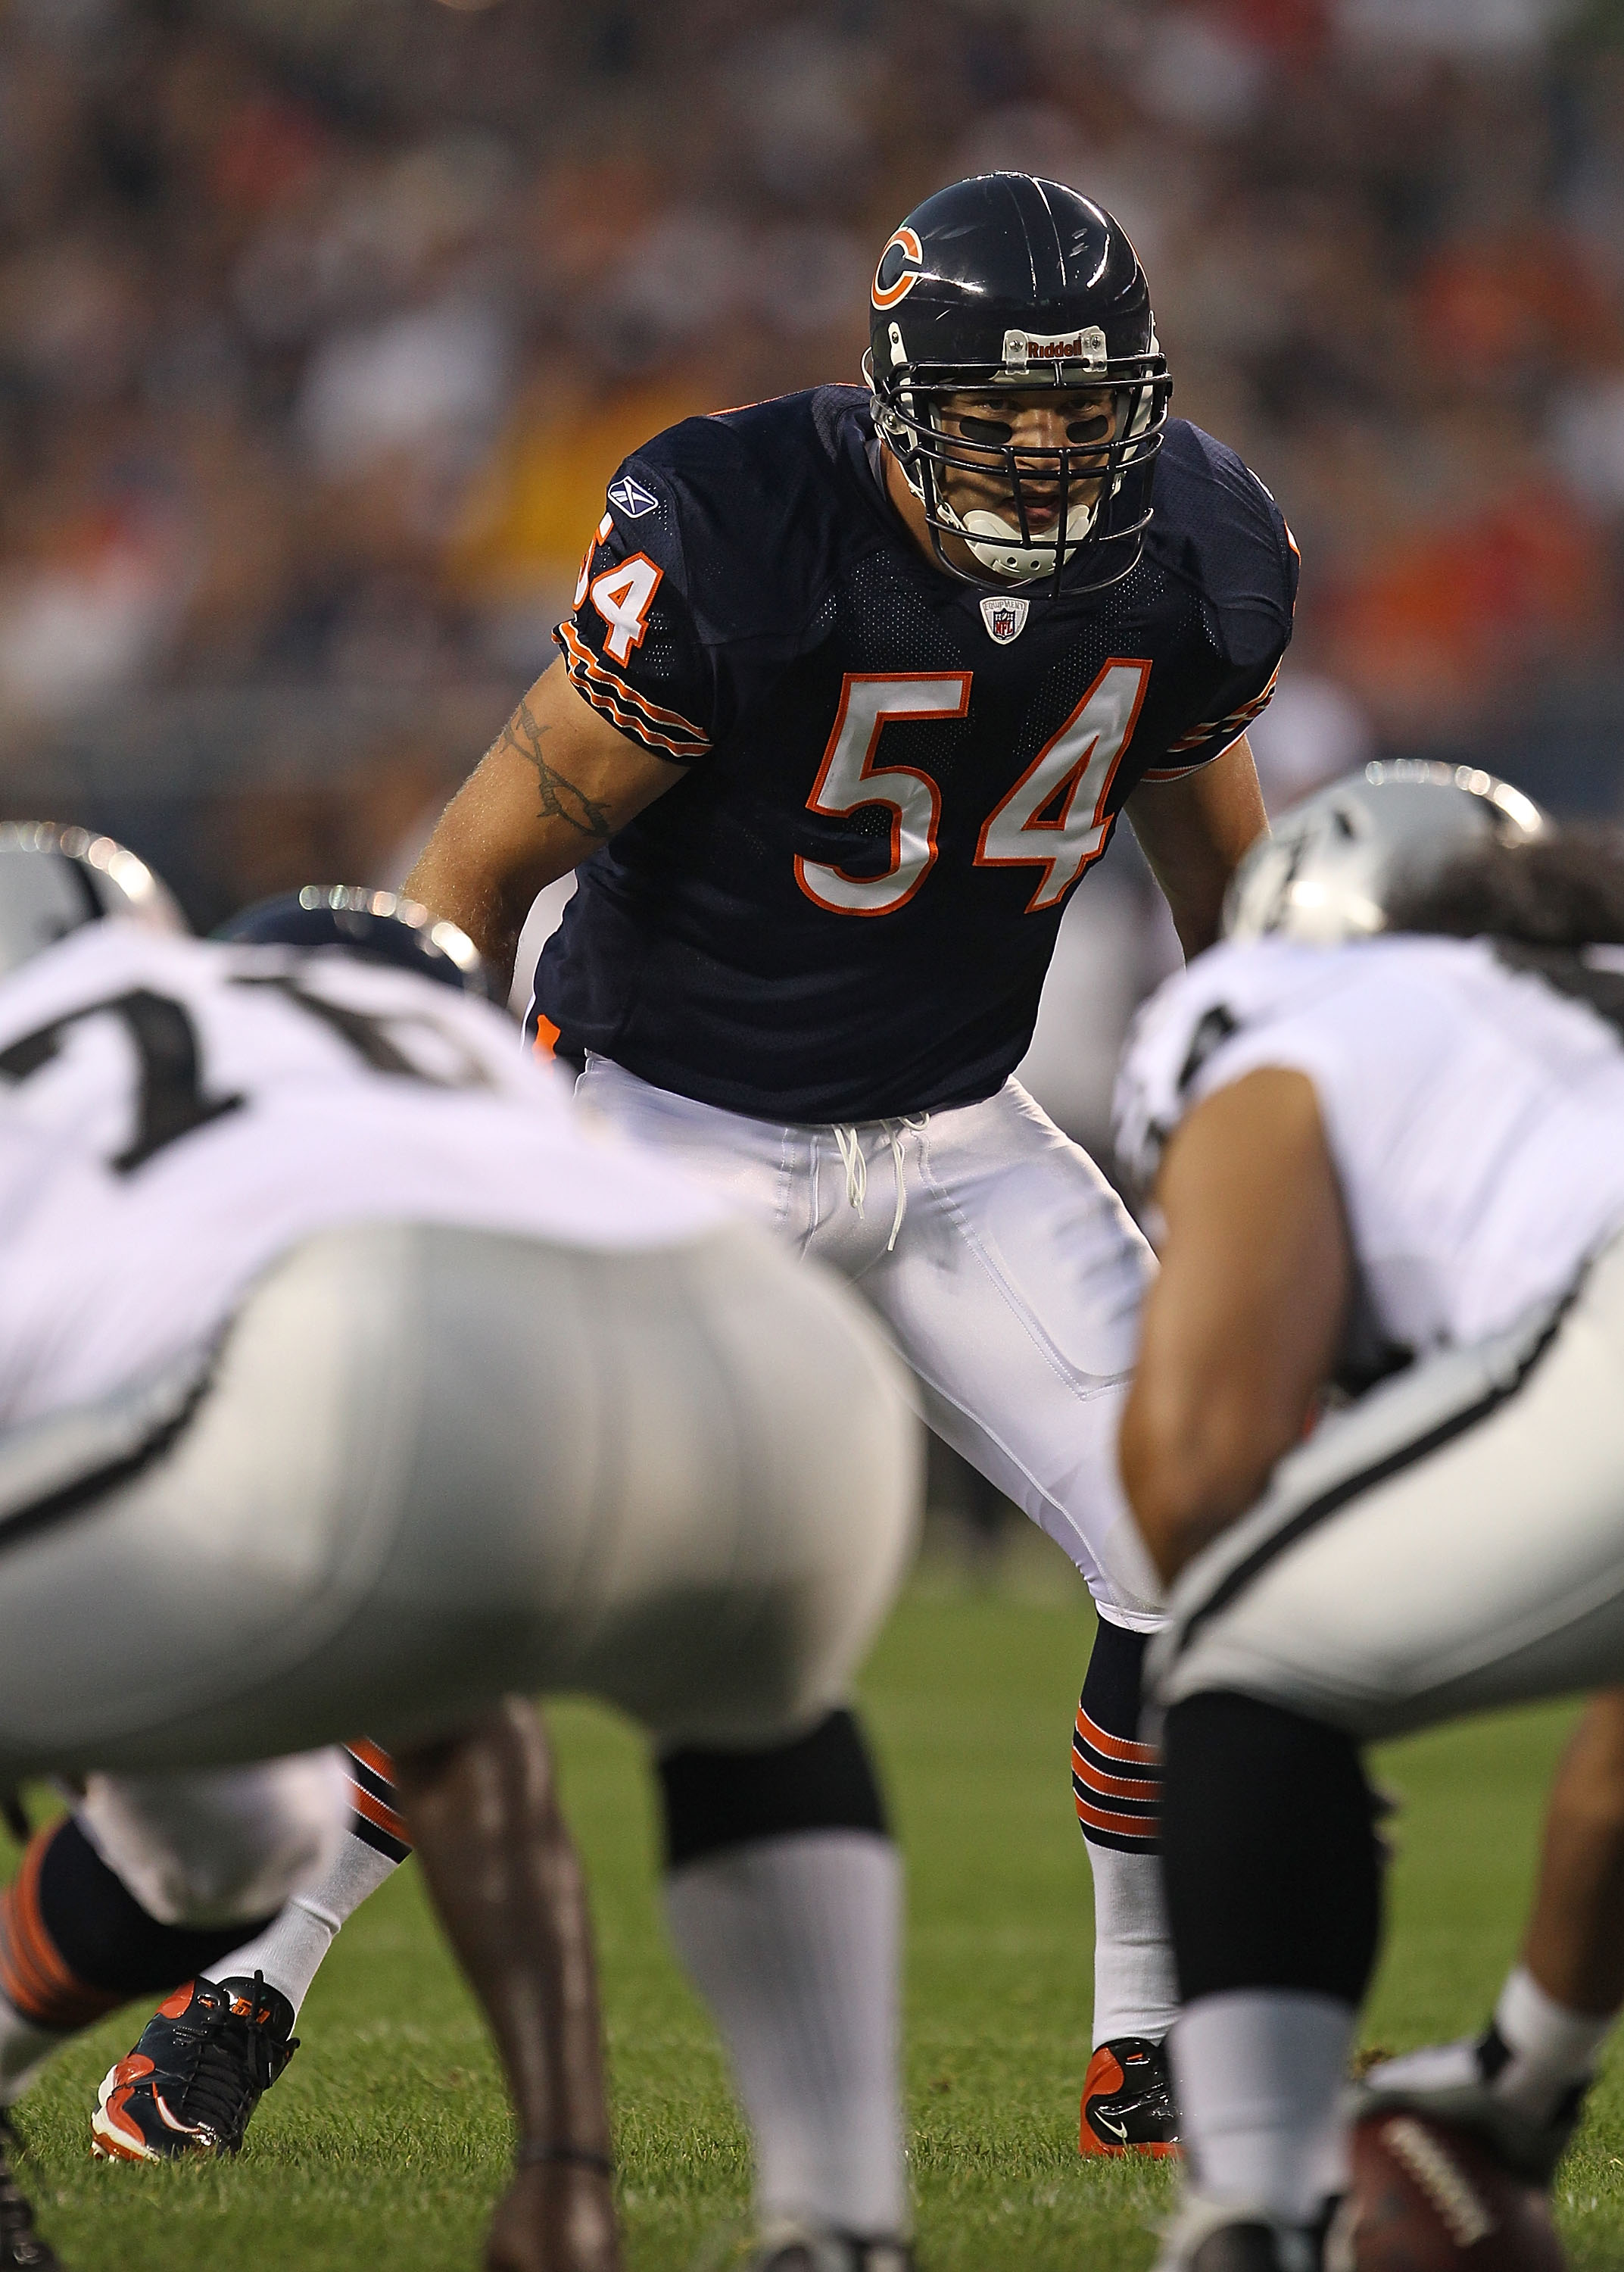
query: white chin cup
[{"left": 956, "top": 501, "right": 1098, "bottom": 583}]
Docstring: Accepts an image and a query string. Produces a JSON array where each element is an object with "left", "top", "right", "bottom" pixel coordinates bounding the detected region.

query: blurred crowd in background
[{"left": 2, "top": 0, "right": 1622, "bottom": 1146}]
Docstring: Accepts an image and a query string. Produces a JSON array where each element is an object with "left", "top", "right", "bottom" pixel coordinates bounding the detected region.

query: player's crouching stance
[
  {"left": 0, "top": 830, "right": 920, "bottom": 2272},
  {"left": 1108, "top": 765, "right": 1624, "bottom": 2270},
  {"left": 404, "top": 170, "right": 1297, "bottom": 2149}
]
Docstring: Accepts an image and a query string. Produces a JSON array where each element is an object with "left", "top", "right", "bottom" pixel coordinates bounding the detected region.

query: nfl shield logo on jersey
[{"left": 979, "top": 594, "right": 1030, "bottom": 644}]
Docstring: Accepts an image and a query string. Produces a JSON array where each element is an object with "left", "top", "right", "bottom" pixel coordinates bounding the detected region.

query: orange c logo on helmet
[{"left": 872, "top": 227, "right": 924, "bottom": 311}]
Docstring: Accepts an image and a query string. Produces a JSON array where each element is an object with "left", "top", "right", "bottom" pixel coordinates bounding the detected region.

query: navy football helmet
[
  {"left": 865, "top": 173, "right": 1170, "bottom": 596},
  {"left": 218, "top": 885, "right": 503, "bottom": 1003},
  {"left": 0, "top": 821, "right": 186, "bottom": 978}
]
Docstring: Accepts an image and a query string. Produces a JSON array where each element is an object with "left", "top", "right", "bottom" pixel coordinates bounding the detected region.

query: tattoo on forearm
[{"left": 496, "top": 695, "right": 615, "bottom": 842}]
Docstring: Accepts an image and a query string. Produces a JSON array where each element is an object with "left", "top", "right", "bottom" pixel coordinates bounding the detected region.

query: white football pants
[
  {"left": 1152, "top": 1230, "right": 1624, "bottom": 1734},
  {"left": 73, "top": 1754, "right": 352, "bottom": 1927},
  {"left": 577, "top": 1056, "right": 1162, "bottom": 1628},
  {"left": 0, "top": 1218, "right": 920, "bottom": 1781}
]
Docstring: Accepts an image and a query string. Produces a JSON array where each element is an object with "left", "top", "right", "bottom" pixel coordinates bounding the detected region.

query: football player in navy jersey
[{"left": 403, "top": 172, "right": 1297, "bottom": 2155}]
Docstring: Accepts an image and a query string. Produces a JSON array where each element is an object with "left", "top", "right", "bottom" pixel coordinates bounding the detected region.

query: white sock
[
  {"left": 205, "top": 1830, "right": 400, "bottom": 2019},
  {"left": 1086, "top": 1843, "right": 1179, "bottom": 2044},
  {"left": 0, "top": 1992, "right": 67, "bottom": 2108},
  {"left": 664, "top": 1830, "right": 906, "bottom": 2238},
  {"left": 1490, "top": 1966, "right": 1616, "bottom": 2124},
  {"left": 1173, "top": 1989, "right": 1355, "bottom": 2222}
]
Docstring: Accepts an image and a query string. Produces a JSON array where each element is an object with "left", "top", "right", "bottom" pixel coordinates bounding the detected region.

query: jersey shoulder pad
[
  {"left": 554, "top": 426, "right": 732, "bottom": 762},
  {"left": 641, "top": 387, "right": 848, "bottom": 606},
  {"left": 1146, "top": 420, "right": 1299, "bottom": 673},
  {"left": 1112, "top": 937, "right": 1315, "bottom": 1193},
  {"left": 556, "top": 389, "right": 858, "bottom": 761},
  {"left": 601, "top": 390, "right": 837, "bottom": 626},
  {"left": 701, "top": 382, "right": 867, "bottom": 472}
]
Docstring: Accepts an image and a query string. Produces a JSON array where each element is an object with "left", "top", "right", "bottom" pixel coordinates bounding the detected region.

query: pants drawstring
[
  {"left": 833, "top": 1125, "right": 868, "bottom": 1218},
  {"left": 832, "top": 1116, "right": 928, "bottom": 1253}
]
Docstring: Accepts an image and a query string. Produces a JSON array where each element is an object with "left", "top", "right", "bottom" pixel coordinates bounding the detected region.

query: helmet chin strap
[
  {"left": 946, "top": 498, "right": 1099, "bottom": 583},
  {"left": 871, "top": 400, "right": 1117, "bottom": 588}
]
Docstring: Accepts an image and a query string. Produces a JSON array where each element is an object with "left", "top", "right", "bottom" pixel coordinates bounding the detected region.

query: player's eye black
[
  {"left": 955, "top": 415, "right": 1013, "bottom": 445},
  {"left": 951, "top": 414, "right": 1113, "bottom": 451}
]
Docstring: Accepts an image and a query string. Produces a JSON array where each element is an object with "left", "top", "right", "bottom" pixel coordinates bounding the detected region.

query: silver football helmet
[
  {"left": 1222, "top": 761, "right": 1548, "bottom": 946},
  {"left": 0, "top": 822, "right": 186, "bottom": 979}
]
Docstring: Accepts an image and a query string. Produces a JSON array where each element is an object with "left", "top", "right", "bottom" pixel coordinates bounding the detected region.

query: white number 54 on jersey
[
  {"left": 795, "top": 662, "right": 1151, "bottom": 918},
  {"left": 588, "top": 554, "right": 662, "bottom": 665}
]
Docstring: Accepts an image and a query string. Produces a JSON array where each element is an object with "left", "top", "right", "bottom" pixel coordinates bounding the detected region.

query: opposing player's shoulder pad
[
  {"left": 1112, "top": 936, "right": 1311, "bottom": 1194},
  {"left": 1146, "top": 420, "right": 1299, "bottom": 676}
]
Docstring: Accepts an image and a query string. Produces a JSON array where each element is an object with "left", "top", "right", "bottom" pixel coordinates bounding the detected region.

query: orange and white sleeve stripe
[
  {"left": 1139, "top": 664, "right": 1283, "bottom": 782},
  {"left": 553, "top": 623, "right": 710, "bottom": 763}
]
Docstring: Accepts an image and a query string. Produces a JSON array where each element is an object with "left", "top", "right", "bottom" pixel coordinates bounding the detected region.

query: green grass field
[{"left": 7, "top": 1546, "right": 1623, "bottom": 2271}]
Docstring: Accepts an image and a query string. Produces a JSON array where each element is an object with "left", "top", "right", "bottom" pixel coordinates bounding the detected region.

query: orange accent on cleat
[
  {"left": 1079, "top": 2036, "right": 1182, "bottom": 2159},
  {"left": 89, "top": 1974, "right": 298, "bottom": 2164},
  {"left": 92, "top": 2121, "right": 159, "bottom": 2164},
  {"left": 92, "top": 2055, "right": 163, "bottom": 2162}
]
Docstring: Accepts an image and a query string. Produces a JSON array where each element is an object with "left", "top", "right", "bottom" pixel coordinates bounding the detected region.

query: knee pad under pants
[
  {"left": 1161, "top": 1692, "right": 1382, "bottom": 2008},
  {"left": 659, "top": 1708, "right": 888, "bottom": 1871}
]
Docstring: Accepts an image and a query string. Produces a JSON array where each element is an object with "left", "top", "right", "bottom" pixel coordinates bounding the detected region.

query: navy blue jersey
[{"left": 536, "top": 385, "right": 1296, "bottom": 1122}]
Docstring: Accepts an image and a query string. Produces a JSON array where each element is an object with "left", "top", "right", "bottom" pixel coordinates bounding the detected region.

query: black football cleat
[
  {"left": 91, "top": 1972, "right": 298, "bottom": 2162},
  {"left": 1080, "top": 2033, "right": 1180, "bottom": 2158},
  {"left": 0, "top": 2111, "right": 63, "bottom": 2270}
]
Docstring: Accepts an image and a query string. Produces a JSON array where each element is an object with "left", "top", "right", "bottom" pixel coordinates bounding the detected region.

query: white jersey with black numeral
[
  {"left": 1114, "top": 931, "right": 1624, "bottom": 1364},
  {"left": 0, "top": 922, "right": 730, "bottom": 1425}
]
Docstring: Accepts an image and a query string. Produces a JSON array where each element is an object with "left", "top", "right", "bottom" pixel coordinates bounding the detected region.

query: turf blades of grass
[{"left": 0, "top": 1576, "right": 1601, "bottom": 2270}]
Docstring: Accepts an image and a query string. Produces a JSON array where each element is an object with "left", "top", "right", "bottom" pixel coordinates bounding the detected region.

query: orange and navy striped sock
[
  {"left": 1074, "top": 1623, "right": 1181, "bottom": 2048},
  {"left": 0, "top": 1823, "right": 123, "bottom": 2033},
  {"left": 343, "top": 1741, "right": 412, "bottom": 1865},
  {"left": 1072, "top": 1621, "right": 1161, "bottom": 1854},
  {"left": 1, "top": 1818, "right": 272, "bottom": 2031},
  {"left": 191, "top": 1746, "right": 408, "bottom": 2023}
]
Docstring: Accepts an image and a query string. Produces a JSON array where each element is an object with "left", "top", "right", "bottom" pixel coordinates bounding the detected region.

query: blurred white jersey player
[
  {"left": 1108, "top": 767, "right": 1624, "bottom": 2270},
  {"left": 0, "top": 831, "right": 919, "bottom": 2272}
]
